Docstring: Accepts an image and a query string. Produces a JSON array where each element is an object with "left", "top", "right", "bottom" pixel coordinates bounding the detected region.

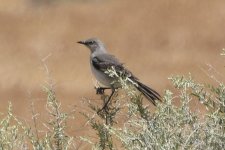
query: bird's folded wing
[
  {"left": 92, "top": 54, "right": 121, "bottom": 70},
  {"left": 92, "top": 54, "right": 138, "bottom": 79}
]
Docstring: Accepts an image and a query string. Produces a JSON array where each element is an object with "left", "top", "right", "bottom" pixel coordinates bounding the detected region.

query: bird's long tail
[{"left": 135, "top": 80, "right": 161, "bottom": 106}]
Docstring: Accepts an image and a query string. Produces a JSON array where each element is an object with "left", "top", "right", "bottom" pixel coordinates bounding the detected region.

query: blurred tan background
[{"left": 0, "top": 0, "right": 225, "bottom": 145}]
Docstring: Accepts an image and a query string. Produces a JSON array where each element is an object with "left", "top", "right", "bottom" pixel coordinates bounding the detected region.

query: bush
[
  {"left": 0, "top": 82, "right": 76, "bottom": 150},
  {"left": 82, "top": 69, "right": 225, "bottom": 150}
]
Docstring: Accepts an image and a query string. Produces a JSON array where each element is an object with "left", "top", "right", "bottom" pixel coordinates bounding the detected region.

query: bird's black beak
[{"left": 77, "top": 40, "right": 85, "bottom": 45}]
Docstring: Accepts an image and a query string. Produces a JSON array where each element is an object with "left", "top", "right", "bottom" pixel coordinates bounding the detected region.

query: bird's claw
[{"left": 96, "top": 87, "right": 105, "bottom": 95}]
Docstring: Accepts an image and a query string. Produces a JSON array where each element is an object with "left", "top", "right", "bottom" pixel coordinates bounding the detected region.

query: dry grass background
[{"left": 0, "top": 0, "right": 225, "bottom": 147}]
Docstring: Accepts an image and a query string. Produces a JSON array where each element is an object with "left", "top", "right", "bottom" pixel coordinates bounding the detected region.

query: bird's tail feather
[{"left": 135, "top": 80, "right": 161, "bottom": 106}]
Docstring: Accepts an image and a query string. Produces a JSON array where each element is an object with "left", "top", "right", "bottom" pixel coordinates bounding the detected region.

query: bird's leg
[
  {"left": 95, "top": 87, "right": 111, "bottom": 95},
  {"left": 97, "top": 88, "right": 115, "bottom": 113}
]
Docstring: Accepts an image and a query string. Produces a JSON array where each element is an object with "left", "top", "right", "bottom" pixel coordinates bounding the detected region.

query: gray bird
[{"left": 78, "top": 38, "right": 160, "bottom": 110}]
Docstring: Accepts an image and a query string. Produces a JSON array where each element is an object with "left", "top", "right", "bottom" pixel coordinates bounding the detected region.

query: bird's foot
[
  {"left": 95, "top": 87, "right": 106, "bottom": 95},
  {"left": 97, "top": 89, "right": 115, "bottom": 115}
]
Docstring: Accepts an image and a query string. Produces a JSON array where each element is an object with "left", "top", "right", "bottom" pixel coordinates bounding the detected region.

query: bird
[{"left": 77, "top": 38, "right": 161, "bottom": 110}]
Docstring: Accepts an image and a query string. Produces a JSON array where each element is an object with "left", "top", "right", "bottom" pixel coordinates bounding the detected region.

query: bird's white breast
[{"left": 90, "top": 58, "right": 112, "bottom": 88}]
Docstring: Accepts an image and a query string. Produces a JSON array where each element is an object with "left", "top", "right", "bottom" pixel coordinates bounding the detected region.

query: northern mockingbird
[{"left": 78, "top": 38, "right": 160, "bottom": 110}]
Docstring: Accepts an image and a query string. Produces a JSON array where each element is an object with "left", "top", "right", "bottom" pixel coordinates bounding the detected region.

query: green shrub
[
  {"left": 82, "top": 70, "right": 225, "bottom": 150},
  {"left": 0, "top": 83, "right": 76, "bottom": 150}
]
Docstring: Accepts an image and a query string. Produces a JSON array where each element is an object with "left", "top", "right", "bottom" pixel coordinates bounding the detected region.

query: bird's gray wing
[
  {"left": 92, "top": 54, "right": 121, "bottom": 70},
  {"left": 92, "top": 54, "right": 138, "bottom": 79}
]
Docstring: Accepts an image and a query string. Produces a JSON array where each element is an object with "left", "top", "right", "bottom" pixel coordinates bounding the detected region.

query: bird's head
[{"left": 77, "top": 38, "right": 106, "bottom": 53}]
